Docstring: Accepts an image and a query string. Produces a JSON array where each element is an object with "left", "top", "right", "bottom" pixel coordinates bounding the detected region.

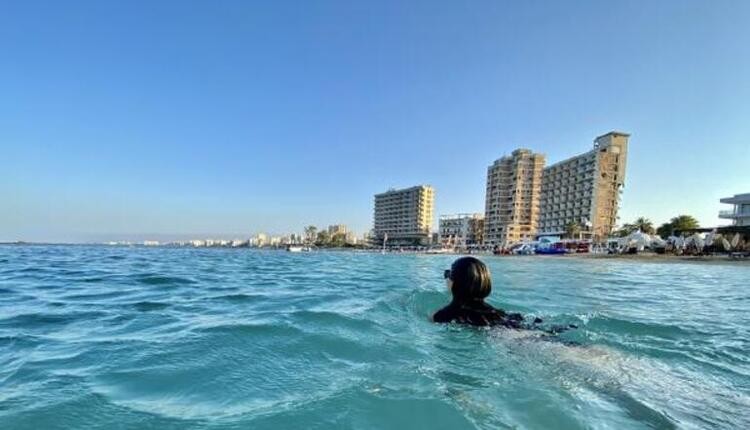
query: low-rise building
[
  {"left": 439, "top": 213, "right": 484, "bottom": 247},
  {"left": 248, "top": 234, "right": 268, "bottom": 247},
  {"left": 345, "top": 232, "right": 358, "bottom": 245}
]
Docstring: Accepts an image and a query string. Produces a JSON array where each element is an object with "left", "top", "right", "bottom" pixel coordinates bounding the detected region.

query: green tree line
[
  {"left": 615, "top": 215, "right": 700, "bottom": 238},
  {"left": 304, "top": 225, "right": 350, "bottom": 247}
]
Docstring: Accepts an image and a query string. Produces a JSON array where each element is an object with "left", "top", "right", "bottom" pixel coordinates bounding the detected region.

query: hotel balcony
[{"left": 719, "top": 209, "right": 750, "bottom": 219}]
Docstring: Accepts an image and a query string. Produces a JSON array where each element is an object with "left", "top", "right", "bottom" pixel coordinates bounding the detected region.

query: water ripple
[{"left": 0, "top": 245, "right": 748, "bottom": 429}]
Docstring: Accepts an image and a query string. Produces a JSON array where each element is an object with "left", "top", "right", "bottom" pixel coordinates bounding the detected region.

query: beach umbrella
[
  {"left": 712, "top": 233, "right": 723, "bottom": 248},
  {"left": 684, "top": 234, "right": 696, "bottom": 249},
  {"left": 691, "top": 233, "right": 705, "bottom": 250},
  {"left": 705, "top": 232, "right": 715, "bottom": 247},
  {"left": 674, "top": 237, "right": 685, "bottom": 249},
  {"left": 628, "top": 231, "right": 651, "bottom": 247},
  {"left": 722, "top": 238, "right": 731, "bottom": 251},
  {"left": 731, "top": 233, "right": 740, "bottom": 249},
  {"left": 651, "top": 236, "right": 666, "bottom": 248}
]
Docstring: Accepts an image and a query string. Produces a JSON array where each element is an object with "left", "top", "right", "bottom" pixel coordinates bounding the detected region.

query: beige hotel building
[
  {"left": 538, "top": 132, "right": 629, "bottom": 240},
  {"left": 373, "top": 185, "right": 434, "bottom": 246},
  {"left": 484, "top": 149, "right": 546, "bottom": 245},
  {"left": 484, "top": 131, "right": 629, "bottom": 245}
]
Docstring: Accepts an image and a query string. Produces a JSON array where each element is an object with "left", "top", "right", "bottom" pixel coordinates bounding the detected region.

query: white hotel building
[{"left": 719, "top": 193, "right": 750, "bottom": 226}]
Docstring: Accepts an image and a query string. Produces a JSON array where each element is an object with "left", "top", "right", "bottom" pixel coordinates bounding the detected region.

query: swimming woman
[{"left": 433, "top": 256, "right": 542, "bottom": 328}]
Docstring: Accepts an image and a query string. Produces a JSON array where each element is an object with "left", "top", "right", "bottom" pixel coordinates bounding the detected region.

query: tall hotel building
[
  {"left": 538, "top": 132, "right": 629, "bottom": 240},
  {"left": 373, "top": 185, "right": 435, "bottom": 246},
  {"left": 484, "top": 149, "right": 546, "bottom": 245}
]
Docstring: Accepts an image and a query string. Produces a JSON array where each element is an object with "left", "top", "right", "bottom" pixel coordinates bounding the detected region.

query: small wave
[
  {"left": 0, "top": 334, "right": 42, "bottom": 348},
  {"left": 0, "top": 311, "right": 108, "bottom": 328},
  {"left": 62, "top": 291, "right": 127, "bottom": 301},
  {"left": 17, "top": 266, "right": 44, "bottom": 273},
  {"left": 585, "top": 315, "right": 692, "bottom": 339},
  {"left": 197, "top": 322, "right": 304, "bottom": 338},
  {"left": 132, "top": 301, "right": 171, "bottom": 312},
  {"left": 207, "top": 293, "right": 265, "bottom": 303},
  {"left": 286, "top": 309, "right": 379, "bottom": 331},
  {"left": 135, "top": 274, "right": 196, "bottom": 286}
]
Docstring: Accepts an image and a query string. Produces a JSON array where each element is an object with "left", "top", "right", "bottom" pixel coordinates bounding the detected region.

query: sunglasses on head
[{"left": 443, "top": 269, "right": 451, "bottom": 280}]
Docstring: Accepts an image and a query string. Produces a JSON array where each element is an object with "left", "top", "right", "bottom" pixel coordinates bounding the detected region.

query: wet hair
[{"left": 448, "top": 257, "right": 492, "bottom": 302}]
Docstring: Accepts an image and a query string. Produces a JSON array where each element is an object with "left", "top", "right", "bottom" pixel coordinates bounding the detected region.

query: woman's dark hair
[{"left": 448, "top": 257, "right": 492, "bottom": 302}]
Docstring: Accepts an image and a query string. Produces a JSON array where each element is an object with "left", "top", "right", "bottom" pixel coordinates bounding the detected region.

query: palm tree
[
  {"left": 656, "top": 222, "right": 673, "bottom": 239},
  {"left": 304, "top": 226, "right": 317, "bottom": 245},
  {"left": 670, "top": 215, "right": 700, "bottom": 231},
  {"left": 564, "top": 222, "right": 581, "bottom": 239},
  {"left": 633, "top": 217, "right": 655, "bottom": 234},
  {"left": 656, "top": 215, "right": 700, "bottom": 239},
  {"left": 615, "top": 223, "right": 636, "bottom": 237},
  {"left": 316, "top": 230, "right": 331, "bottom": 246}
]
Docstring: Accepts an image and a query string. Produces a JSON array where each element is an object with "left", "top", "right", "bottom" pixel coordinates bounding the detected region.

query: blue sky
[{"left": 2, "top": 1, "right": 749, "bottom": 242}]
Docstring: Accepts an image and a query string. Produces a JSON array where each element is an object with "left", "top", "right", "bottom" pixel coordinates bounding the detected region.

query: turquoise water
[{"left": 1, "top": 245, "right": 749, "bottom": 429}]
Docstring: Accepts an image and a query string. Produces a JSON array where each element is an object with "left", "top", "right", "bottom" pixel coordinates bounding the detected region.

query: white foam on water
[{"left": 489, "top": 330, "right": 750, "bottom": 429}]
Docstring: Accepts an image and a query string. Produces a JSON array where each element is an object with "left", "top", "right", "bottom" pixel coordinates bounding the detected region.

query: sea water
[{"left": 1, "top": 245, "right": 748, "bottom": 429}]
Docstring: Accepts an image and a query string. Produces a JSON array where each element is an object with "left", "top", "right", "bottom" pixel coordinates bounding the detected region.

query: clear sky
[{"left": 2, "top": 0, "right": 749, "bottom": 243}]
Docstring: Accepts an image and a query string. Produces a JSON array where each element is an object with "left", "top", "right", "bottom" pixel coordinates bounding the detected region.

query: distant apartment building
[
  {"left": 484, "top": 149, "right": 545, "bottom": 245},
  {"left": 438, "top": 213, "right": 484, "bottom": 247},
  {"left": 538, "top": 132, "right": 629, "bottom": 240},
  {"left": 345, "top": 231, "right": 358, "bottom": 245},
  {"left": 719, "top": 193, "right": 750, "bottom": 226},
  {"left": 328, "top": 224, "right": 348, "bottom": 236},
  {"left": 249, "top": 233, "right": 268, "bottom": 247},
  {"left": 373, "top": 185, "right": 434, "bottom": 246}
]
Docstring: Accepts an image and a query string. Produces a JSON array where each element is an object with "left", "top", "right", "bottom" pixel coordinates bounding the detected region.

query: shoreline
[
  {"left": 524, "top": 252, "right": 750, "bottom": 265},
  {"left": 2, "top": 243, "right": 748, "bottom": 265}
]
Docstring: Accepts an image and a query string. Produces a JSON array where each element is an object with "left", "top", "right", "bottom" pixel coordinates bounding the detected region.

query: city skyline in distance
[{"left": 3, "top": 1, "right": 749, "bottom": 243}]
